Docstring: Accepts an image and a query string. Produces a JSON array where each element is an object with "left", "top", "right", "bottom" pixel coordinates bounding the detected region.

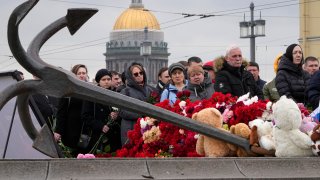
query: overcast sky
[{"left": 0, "top": 0, "right": 301, "bottom": 81}]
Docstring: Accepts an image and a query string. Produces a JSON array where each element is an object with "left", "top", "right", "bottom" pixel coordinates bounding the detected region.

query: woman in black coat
[
  {"left": 275, "top": 44, "right": 310, "bottom": 104},
  {"left": 81, "top": 69, "right": 121, "bottom": 153},
  {"left": 54, "top": 64, "right": 89, "bottom": 154}
]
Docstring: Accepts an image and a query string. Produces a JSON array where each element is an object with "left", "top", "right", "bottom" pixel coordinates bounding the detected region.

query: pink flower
[
  {"left": 77, "top": 153, "right": 96, "bottom": 159},
  {"left": 222, "top": 109, "right": 233, "bottom": 123}
]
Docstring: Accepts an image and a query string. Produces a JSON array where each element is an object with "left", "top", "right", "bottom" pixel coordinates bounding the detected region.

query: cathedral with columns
[{"left": 104, "top": 0, "right": 169, "bottom": 85}]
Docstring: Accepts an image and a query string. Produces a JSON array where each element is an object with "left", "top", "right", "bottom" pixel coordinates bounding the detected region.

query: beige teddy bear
[
  {"left": 192, "top": 108, "right": 236, "bottom": 157},
  {"left": 230, "top": 123, "right": 253, "bottom": 157}
]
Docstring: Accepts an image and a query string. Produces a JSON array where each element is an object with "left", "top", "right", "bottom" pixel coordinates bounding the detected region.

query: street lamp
[
  {"left": 239, "top": 2, "right": 266, "bottom": 62},
  {"left": 140, "top": 27, "right": 152, "bottom": 84}
]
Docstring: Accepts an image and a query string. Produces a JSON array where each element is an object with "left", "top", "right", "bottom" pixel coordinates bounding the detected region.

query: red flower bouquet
[{"left": 97, "top": 92, "right": 272, "bottom": 158}]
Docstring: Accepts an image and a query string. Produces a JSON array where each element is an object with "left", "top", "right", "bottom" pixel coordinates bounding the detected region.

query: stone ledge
[{"left": 1, "top": 158, "right": 320, "bottom": 179}]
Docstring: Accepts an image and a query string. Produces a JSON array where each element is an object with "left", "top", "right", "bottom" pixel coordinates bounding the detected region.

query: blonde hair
[{"left": 188, "top": 65, "right": 204, "bottom": 76}]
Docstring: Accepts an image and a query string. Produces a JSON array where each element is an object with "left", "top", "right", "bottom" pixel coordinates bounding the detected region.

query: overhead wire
[
  {"left": 16, "top": 0, "right": 316, "bottom": 60},
  {"left": 41, "top": 0, "right": 304, "bottom": 55},
  {"left": 41, "top": 16, "right": 187, "bottom": 54},
  {"left": 2, "top": 1, "right": 308, "bottom": 70}
]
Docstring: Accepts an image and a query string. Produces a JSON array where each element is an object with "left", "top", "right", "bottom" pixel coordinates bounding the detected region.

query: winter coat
[
  {"left": 307, "top": 70, "right": 320, "bottom": 110},
  {"left": 187, "top": 75, "right": 215, "bottom": 101},
  {"left": 263, "top": 78, "right": 280, "bottom": 102},
  {"left": 156, "top": 80, "right": 167, "bottom": 94},
  {"left": 81, "top": 97, "right": 121, "bottom": 152},
  {"left": 119, "top": 63, "right": 157, "bottom": 145},
  {"left": 160, "top": 84, "right": 187, "bottom": 105},
  {"left": 55, "top": 97, "right": 84, "bottom": 150},
  {"left": 275, "top": 56, "right": 310, "bottom": 104},
  {"left": 30, "top": 94, "right": 58, "bottom": 129},
  {"left": 256, "top": 77, "right": 267, "bottom": 91},
  {"left": 214, "top": 61, "right": 264, "bottom": 99}
]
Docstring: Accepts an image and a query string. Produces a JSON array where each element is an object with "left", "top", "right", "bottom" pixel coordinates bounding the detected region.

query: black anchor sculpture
[{"left": 3, "top": 0, "right": 251, "bottom": 158}]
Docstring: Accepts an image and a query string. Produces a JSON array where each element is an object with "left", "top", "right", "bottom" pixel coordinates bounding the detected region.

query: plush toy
[
  {"left": 230, "top": 123, "right": 252, "bottom": 157},
  {"left": 311, "top": 124, "right": 320, "bottom": 156},
  {"left": 192, "top": 108, "right": 236, "bottom": 157},
  {"left": 260, "top": 101, "right": 274, "bottom": 121},
  {"left": 248, "top": 119, "right": 275, "bottom": 151},
  {"left": 300, "top": 115, "right": 317, "bottom": 134},
  {"left": 272, "top": 96, "right": 313, "bottom": 157}
]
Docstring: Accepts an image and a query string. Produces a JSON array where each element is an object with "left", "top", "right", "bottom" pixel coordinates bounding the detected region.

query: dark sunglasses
[{"left": 133, "top": 71, "right": 143, "bottom": 77}]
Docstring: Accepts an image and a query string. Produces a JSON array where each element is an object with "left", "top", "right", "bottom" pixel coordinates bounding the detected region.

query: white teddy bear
[
  {"left": 272, "top": 96, "right": 313, "bottom": 157},
  {"left": 249, "top": 118, "right": 275, "bottom": 151}
]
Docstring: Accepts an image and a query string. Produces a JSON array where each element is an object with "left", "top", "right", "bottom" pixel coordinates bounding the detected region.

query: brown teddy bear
[
  {"left": 311, "top": 124, "right": 320, "bottom": 156},
  {"left": 230, "top": 123, "right": 252, "bottom": 157},
  {"left": 192, "top": 108, "right": 236, "bottom": 157},
  {"left": 311, "top": 124, "right": 320, "bottom": 142}
]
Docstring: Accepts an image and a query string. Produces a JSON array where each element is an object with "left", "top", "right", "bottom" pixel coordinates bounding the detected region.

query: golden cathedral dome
[{"left": 113, "top": 1, "right": 160, "bottom": 30}]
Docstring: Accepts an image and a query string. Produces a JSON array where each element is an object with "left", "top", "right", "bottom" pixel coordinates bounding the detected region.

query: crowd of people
[{"left": 22, "top": 43, "right": 319, "bottom": 156}]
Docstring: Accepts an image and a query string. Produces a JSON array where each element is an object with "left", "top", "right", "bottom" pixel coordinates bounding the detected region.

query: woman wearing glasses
[{"left": 119, "top": 63, "right": 157, "bottom": 145}]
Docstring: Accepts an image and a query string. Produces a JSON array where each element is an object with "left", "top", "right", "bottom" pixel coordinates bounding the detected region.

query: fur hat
[
  {"left": 273, "top": 53, "right": 282, "bottom": 73},
  {"left": 168, "top": 63, "right": 185, "bottom": 76},
  {"left": 95, "top": 69, "right": 111, "bottom": 83}
]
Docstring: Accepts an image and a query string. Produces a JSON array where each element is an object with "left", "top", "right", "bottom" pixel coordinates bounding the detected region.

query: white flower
[
  {"left": 243, "top": 100, "right": 251, "bottom": 106},
  {"left": 237, "top": 92, "right": 250, "bottom": 103},
  {"left": 250, "top": 96, "right": 258, "bottom": 103},
  {"left": 194, "top": 134, "right": 200, "bottom": 139},
  {"left": 266, "top": 101, "right": 272, "bottom": 111},
  {"left": 179, "top": 101, "right": 186, "bottom": 110},
  {"left": 216, "top": 102, "right": 225, "bottom": 108},
  {"left": 146, "top": 117, "right": 156, "bottom": 126},
  {"left": 140, "top": 118, "right": 147, "bottom": 129},
  {"left": 182, "top": 109, "right": 187, "bottom": 116}
]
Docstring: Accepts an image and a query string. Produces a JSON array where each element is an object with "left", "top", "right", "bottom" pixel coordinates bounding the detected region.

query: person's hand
[
  {"left": 110, "top": 111, "right": 118, "bottom": 120},
  {"left": 102, "top": 125, "right": 110, "bottom": 133},
  {"left": 54, "top": 132, "right": 61, "bottom": 142}
]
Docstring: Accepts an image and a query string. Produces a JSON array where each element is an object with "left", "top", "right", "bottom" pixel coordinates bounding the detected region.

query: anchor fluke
[
  {"left": 33, "top": 125, "right": 60, "bottom": 158},
  {"left": 66, "top": 8, "right": 98, "bottom": 35}
]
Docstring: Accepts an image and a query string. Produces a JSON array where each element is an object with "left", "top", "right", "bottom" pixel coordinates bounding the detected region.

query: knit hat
[
  {"left": 188, "top": 65, "right": 204, "bottom": 76},
  {"left": 168, "top": 63, "right": 185, "bottom": 76},
  {"left": 95, "top": 69, "right": 111, "bottom": 83},
  {"left": 203, "top": 61, "right": 214, "bottom": 71},
  {"left": 284, "top": 44, "right": 299, "bottom": 61}
]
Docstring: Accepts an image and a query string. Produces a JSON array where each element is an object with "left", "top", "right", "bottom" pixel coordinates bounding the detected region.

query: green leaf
[{"left": 104, "top": 144, "right": 111, "bottom": 153}]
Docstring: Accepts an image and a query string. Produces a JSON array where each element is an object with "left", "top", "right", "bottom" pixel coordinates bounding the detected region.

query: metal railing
[{"left": 2, "top": 0, "right": 251, "bottom": 158}]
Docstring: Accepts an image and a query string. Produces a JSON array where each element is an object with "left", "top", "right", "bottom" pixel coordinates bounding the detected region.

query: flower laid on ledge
[
  {"left": 108, "top": 91, "right": 268, "bottom": 158},
  {"left": 77, "top": 153, "right": 95, "bottom": 159},
  {"left": 94, "top": 91, "right": 315, "bottom": 158}
]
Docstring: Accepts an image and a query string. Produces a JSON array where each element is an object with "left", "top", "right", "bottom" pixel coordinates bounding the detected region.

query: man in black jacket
[
  {"left": 214, "top": 45, "right": 263, "bottom": 99},
  {"left": 247, "top": 61, "right": 267, "bottom": 91}
]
